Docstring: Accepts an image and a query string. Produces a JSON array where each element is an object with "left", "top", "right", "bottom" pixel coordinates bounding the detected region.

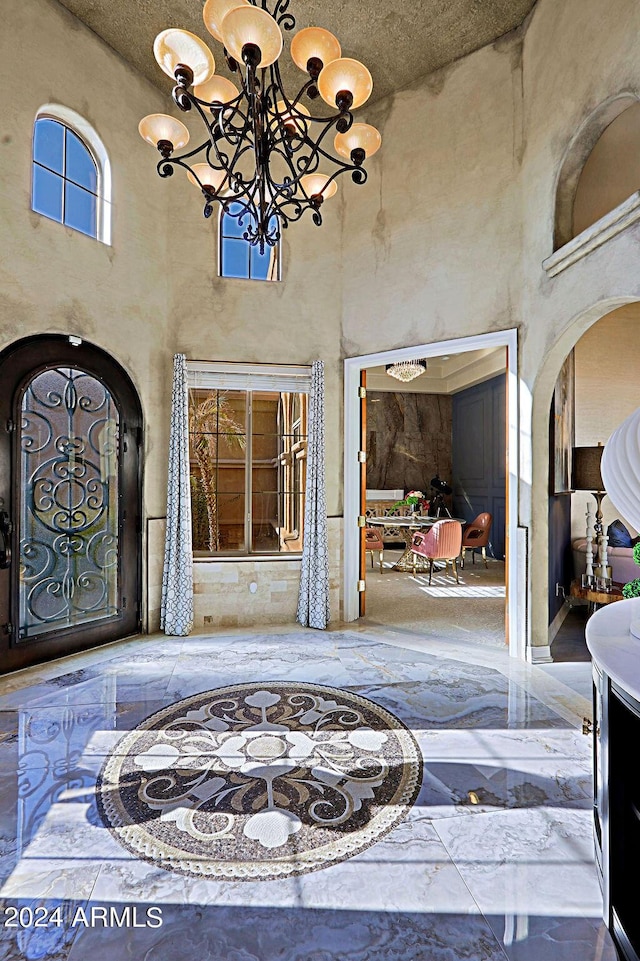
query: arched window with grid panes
[
  {"left": 219, "top": 203, "right": 280, "bottom": 282},
  {"left": 32, "top": 106, "right": 111, "bottom": 244}
]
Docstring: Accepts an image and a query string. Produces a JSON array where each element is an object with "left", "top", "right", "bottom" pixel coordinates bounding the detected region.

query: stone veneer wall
[
  {"left": 192, "top": 518, "right": 342, "bottom": 629},
  {"left": 367, "top": 392, "right": 452, "bottom": 493}
]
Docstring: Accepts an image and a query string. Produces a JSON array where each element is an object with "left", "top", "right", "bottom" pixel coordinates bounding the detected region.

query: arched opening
[
  {"left": 534, "top": 300, "right": 640, "bottom": 661},
  {"left": 553, "top": 94, "right": 639, "bottom": 250}
]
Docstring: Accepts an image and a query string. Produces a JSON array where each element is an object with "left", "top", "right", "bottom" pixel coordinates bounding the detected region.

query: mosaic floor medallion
[{"left": 96, "top": 681, "right": 423, "bottom": 880}]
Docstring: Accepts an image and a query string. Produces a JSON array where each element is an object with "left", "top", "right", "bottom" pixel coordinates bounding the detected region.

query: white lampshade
[
  {"left": 138, "top": 114, "right": 190, "bottom": 149},
  {"left": 317, "top": 58, "right": 373, "bottom": 110},
  {"left": 602, "top": 408, "right": 640, "bottom": 532},
  {"left": 290, "top": 27, "right": 341, "bottom": 72},
  {"left": 187, "top": 164, "right": 228, "bottom": 193},
  {"left": 203, "top": 0, "right": 248, "bottom": 44},
  {"left": 194, "top": 75, "right": 240, "bottom": 106},
  {"left": 153, "top": 29, "right": 215, "bottom": 85},
  {"left": 221, "top": 6, "right": 283, "bottom": 68},
  {"left": 301, "top": 173, "right": 337, "bottom": 200},
  {"left": 334, "top": 123, "right": 382, "bottom": 160}
]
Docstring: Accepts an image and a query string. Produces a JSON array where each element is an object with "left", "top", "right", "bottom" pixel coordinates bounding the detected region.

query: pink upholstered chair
[
  {"left": 410, "top": 520, "right": 463, "bottom": 584},
  {"left": 461, "top": 512, "right": 492, "bottom": 568},
  {"left": 364, "top": 527, "right": 385, "bottom": 573}
]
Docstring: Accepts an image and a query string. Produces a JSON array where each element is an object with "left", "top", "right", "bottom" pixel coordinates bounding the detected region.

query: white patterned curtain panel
[
  {"left": 161, "top": 353, "right": 194, "bottom": 636},
  {"left": 297, "top": 360, "right": 330, "bottom": 629}
]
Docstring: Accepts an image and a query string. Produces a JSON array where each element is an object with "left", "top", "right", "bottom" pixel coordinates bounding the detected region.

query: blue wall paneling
[{"left": 452, "top": 374, "right": 506, "bottom": 560}]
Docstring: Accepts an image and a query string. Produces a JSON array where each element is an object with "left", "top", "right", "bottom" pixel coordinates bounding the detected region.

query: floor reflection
[{"left": 0, "top": 629, "right": 616, "bottom": 960}]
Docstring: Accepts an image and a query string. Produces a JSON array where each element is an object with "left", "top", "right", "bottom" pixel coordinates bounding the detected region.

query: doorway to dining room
[{"left": 344, "top": 332, "right": 517, "bottom": 655}]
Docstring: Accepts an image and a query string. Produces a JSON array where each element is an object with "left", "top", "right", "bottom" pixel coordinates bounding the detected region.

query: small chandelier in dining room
[
  {"left": 385, "top": 359, "right": 428, "bottom": 383},
  {"left": 138, "top": 0, "right": 382, "bottom": 252}
]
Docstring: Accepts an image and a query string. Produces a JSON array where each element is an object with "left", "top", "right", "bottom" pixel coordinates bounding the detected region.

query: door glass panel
[{"left": 18, "top": 367, "right": 119, "bottom": 640}]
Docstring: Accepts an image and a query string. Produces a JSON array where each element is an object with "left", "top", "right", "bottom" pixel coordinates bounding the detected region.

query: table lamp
[{"left": 572, "top": 444, "right": 606, "bottom": 535}]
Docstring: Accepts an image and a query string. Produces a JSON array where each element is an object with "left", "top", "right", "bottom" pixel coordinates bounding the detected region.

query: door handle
[{"left": 0, "top": 510, "right": 12, "bottom": 570}]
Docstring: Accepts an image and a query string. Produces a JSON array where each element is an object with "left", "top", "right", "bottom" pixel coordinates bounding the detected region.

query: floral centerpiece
[{"left": 392, "top": 490, "right": 426, "bottom": 513}]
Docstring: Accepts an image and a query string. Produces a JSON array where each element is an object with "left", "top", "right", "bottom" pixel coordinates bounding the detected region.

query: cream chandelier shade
[{"left": 138, "top": 0, "right": 381, "bottom": 252}]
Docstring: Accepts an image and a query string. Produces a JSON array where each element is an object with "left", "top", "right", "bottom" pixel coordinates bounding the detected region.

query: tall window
[
  {"left": 188, "top": 365, "right": 309, "bottom": 555},
  {"left": 219, "top": 203, "right": 280, "bottom": 282},
  {"left": 31, "top": 106, "right": 111, "bottom": 244}
]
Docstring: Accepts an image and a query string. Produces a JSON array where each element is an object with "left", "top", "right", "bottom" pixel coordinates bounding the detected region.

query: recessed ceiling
[
  {"left": 366, "top": 348, "right": 506, "bottom": 394},
  {"left": 57, "top": 0, "right": 537, "bottom": 106}
]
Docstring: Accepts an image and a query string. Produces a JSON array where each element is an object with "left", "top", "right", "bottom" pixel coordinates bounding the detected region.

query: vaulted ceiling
[{"left": 58, "top": 0, "right": 537, "bottom": 105}]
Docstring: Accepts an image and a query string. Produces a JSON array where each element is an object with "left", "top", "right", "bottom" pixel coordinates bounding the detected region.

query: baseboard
[
  {"left": 548, "top": 600, "right": 570, "bottom": 644},
  {"left": 527, "top": 644, "right": 553, "bottom": 664}
]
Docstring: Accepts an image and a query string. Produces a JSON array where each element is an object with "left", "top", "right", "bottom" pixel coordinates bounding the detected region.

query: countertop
[{"left": 586, "top": 597, "right": 640, "bottom": 701}]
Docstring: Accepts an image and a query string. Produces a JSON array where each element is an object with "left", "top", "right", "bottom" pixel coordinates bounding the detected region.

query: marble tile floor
[{"left": 0, "top": 625, "right": 616, "bottom": 961}]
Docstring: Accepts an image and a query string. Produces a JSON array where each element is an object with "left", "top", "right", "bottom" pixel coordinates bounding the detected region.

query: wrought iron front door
[{"left": 0, "top": 336, "right": 142, "bottom": 673}]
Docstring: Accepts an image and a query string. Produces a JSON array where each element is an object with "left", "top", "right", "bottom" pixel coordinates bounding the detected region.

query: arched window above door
[
  {"left": 32, "top": 105, "right": 112, "bottom": 245},
  {"left": 219, "top": 203, "right": 280, "bottom": 282}
]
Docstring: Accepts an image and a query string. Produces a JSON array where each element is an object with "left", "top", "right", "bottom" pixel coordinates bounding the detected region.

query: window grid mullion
[{"left": 61, "top": 126, "right": 67, "bottom": 225}]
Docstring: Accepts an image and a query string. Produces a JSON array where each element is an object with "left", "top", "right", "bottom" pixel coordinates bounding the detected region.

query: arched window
[
  {"left": 32, "top": 106, "right": 111, "bottom": 244},
  {"left": 219, "top": 203, "right": 280, "bottom": 281}
]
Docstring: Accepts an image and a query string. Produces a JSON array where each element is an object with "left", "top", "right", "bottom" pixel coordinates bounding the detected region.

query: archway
[{"left": 529, "top": 297, "right": 640, "bottom": 658}]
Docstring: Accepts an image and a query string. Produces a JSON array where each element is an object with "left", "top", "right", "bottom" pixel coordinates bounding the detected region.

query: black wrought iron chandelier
[{"left": 139, "top": 0, "right": 381, "bottom": 252}]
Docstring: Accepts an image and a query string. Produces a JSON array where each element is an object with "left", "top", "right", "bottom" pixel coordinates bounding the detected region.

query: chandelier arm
[
  {"left": 248, "top": 0, "right": 296, "bottom": 29},
  {"left": 266, "top": 62, "right": 316, "bottom": 115},
  {"left": 224, "top": 193, "right": 261, "bottom": 228},
  {"left": 171, "top": 86, "right": 218, "bottom": 134},
  {"left": 265, "top": 62, "right": 357, "bottom": 128},
  {"left": 208, "top": 108, "right": 255, "bottom": 181},
  {"left": 300, "top": 137, "right": 365, "bottom": 180},
  {"left": 155, "top": 150, "right": 207, "bottom": 182},
  {"left": 260, "top": 154, "right": 296, "bottom": 213},
  {"left": 155, "top": 137, "right": 211, "bottom": 178},
  {"left": 274, "top": 196, "right": 324, "bottom": 229},
  {"left": 266, "top": 139, "right": 312, "bottom": 187}
]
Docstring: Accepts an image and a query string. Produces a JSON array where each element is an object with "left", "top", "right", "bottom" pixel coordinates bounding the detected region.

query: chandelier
[
  {"left": 138, "top": 0, "right": 381, "bottom": 252},
  {"left": 385, "top": 359, "right": 428, "bottom": 383}
]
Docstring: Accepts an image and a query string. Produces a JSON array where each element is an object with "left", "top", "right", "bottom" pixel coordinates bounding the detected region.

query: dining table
[{"left": 367, "top": 515, "right": 467, "bottom": 572}]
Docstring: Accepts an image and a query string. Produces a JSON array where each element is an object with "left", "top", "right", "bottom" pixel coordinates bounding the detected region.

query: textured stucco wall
[
  {"left": 340, "top": 0, "right": 640, "bottom": 650},
  {"left": 0, "top": 0, "right": 174, "bottom": 629},
  {"left": 5, "top": 0, "right": 640, "bottom": 649}
]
